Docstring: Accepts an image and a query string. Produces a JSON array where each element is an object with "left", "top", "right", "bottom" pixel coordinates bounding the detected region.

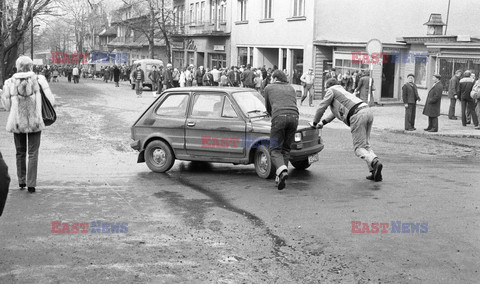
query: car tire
[
  {"left": 254, "top": 145, "right": 275, "bottom": 179},
  {"left": 291, "top": 159, "right": 311, "bottom": 170},
  {"left": 144, "top": 140, "right": 175, "bottom": 173}
]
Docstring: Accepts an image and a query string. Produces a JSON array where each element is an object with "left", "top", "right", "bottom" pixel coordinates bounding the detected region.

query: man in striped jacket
[{"left": 310, "top": 78, "right": 383, "bottom": 182}]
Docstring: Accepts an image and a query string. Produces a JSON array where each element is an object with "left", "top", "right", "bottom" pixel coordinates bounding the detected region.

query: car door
[
  {"left": 185, "top": 92, "right": 246, "bottom": 158},
  {"left": 143, "top": 93, "right": 189, "bottom": 154}
]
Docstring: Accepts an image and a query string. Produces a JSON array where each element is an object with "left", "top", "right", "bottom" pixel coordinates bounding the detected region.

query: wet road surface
[{"left": 1, "top": 79, "right": 479, "bottom": 283}]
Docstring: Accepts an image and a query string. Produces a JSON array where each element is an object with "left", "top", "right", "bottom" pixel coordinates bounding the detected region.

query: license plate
[{"left": 308, "top": 153, "right": 319, "bottom": 164}]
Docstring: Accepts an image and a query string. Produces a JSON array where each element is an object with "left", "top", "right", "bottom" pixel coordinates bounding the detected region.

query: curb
[{"left": 386, "top": 129, "right": 480, "bottom": 139}]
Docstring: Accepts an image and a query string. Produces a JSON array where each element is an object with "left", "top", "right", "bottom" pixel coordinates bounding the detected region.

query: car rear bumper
[{"left": 289, "top": 141, "right": 324, "bottom": 162}]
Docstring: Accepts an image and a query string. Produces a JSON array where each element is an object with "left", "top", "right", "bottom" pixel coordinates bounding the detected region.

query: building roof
[
  {"left": 313, "top": 40, "right": 408, "bottom": 49},
  {"left": 99, "top": 26, "right": 117, "bottom": 37}
]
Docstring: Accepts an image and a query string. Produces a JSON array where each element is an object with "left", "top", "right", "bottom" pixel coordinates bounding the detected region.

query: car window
[
  {"left": 222, "top": 97, "right": 238, "bottom": 118},
  {"left": 232, "top": 91, "right": 267, "bottom": 117},
  {"left": 191, "top": 94, "right": 223, "bottom": 118},
  {"left": 155, "top": 94, "right": 189, "bottom": 116}
]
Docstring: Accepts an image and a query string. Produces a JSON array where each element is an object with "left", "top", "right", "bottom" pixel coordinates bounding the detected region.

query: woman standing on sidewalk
[{"left": 1, "top": 56, "right": 55, "bottom": 193}]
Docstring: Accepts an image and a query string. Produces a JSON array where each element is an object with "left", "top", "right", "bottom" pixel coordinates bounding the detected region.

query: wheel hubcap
[
  {"left": 152, "top": 148, "right": 166, "bottom": 166},
  {"left": 257, "top": 152, "right": 268, "bottom": 174}
]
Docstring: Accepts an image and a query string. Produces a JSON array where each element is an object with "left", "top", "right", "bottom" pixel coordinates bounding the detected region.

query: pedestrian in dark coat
[
  {"left": 113, "top": 65, "right": 121, "bottom": 87},
  {"left": 402, "top": 74, "right": 421, "bottom": 131},
  {"left": 459, "top": 70, "right": 479, "bottom": 128},
  {"left": 423, "top": 74, "right": 444, "bottom": 132},
  {"left": 0, "top": 151, "right": 10, "bottom": 216},
  {"left": 447, "top": 70, "right": 462, "bottom": 119}
]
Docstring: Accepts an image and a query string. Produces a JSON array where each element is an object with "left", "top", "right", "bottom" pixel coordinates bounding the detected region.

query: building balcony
[{"left": 172, "top": 21, "right": 229, "bottom": 37}]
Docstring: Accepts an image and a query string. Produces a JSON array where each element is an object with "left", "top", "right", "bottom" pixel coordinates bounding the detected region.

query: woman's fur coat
[{"left": 1, "top": 72, "right": 55, "bottom": 133}]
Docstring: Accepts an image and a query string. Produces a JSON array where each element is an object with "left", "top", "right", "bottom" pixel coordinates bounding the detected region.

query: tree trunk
[{"left": 149, "top": 6, "right": 155, "bottom": 59}]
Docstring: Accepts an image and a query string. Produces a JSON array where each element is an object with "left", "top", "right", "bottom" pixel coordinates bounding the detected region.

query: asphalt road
[{"left": 0, "top": 78, "right": 479, "bottom": 283}]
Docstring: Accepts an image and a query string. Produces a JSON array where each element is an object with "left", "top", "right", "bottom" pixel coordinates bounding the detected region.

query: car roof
[
  {"left": 133, "top": 59, "right": 164, "bottom": 65},
  {"left": 164, "top": 87, "right": 256, "bottom": 94}
]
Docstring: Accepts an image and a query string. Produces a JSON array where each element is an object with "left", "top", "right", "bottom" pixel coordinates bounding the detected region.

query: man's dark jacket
[
  {"left": 402, "top": 82, "right": 420, "bottom": 104},
  {"left": 423, "top": 82, "right": 443, "bottom": 117}
]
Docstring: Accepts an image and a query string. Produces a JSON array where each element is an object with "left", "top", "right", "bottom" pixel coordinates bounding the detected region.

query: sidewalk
[{"left": 298, "top": 100, "right": 480, "bottom": 139}]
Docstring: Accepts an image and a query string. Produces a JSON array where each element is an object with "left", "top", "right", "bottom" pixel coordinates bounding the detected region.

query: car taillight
[{"left": 294, "top": 132, "right": 302, "bottom": 142}]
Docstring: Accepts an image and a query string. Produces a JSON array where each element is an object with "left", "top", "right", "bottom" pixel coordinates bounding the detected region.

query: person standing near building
[
  {"left": 1, "top": 56, "right": 56, "bottom": 193},
  {"left": 354, "top": 70, "right": 376, "bottom": 106},
  {"left": 185, "top": 66, "right": 193, "bottom": 87},
  {"left": 72, "top": 65, "right": 80, "bottom": 84},
  {"left": 104, "top": 66, "right": 110, "bottom": 83},
  {"left": 149, "top": 66, "right": 160, "bottom": 91},
  {"left": 459, "top": 70, "right": 479, "bottom": 129},
  {"left": 402, "top": 74, "right": 421, "bottom": 131},
  {"left": 211, "top": 66, "right": 221, "bottom": 86},
  {"left": 241, "top": 64, "right": 255, "bottom": 89},
  {"left": 179, "top": 68, "right": 186, "bottom": 87},
  {"left": 300, "top": 68, "right": 315, "bottom": 106},
  {"left": 113, "top": 65, "right": 121, "bottom": 87},
  {"left": 133, "top": 64, "right": 144, "bottom": 98},
  {"left": 448, "top": 69, "right": 462, "bottom": 120},
  {"left": 195, "top": 66, "right": 205, "bottom": 87},
  {"left": 172, "top": 67, "right": 180, "bottom": 87},
  {"left": 310, "top": 78, "right": 383, "bottom": 182},
  {"left": 423, "top": 74, "right": 444, "bottom": 132},
  {"left": 202, "top": 68, "right": 213, "bottom": 86},
  {"left": 264, "top": 70, "right": 299, "bottom": 190},
  {"left": 163, "top": 63, "right": 174, "bottom": 90},
  {"left": 227, "top": 66, "right": 239, "bottom": 87}
]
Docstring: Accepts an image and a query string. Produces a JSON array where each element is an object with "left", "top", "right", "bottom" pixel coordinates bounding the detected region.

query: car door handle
[{"left": 187, "top": 121, "right": 196, "bottom": 127}]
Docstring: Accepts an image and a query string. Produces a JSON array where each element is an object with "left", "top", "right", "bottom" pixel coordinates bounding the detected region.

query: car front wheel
[
  {"left": 145, "top": 140, "right": 175, "bottom": 173},
  {"left": 291, "top": 159, "right": 311, "bottom": 170},
  {"left": 254, "top": 145, "right": 275, "bottom": 179}
]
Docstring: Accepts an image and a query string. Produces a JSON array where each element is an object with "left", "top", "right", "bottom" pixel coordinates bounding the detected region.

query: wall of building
[
  {"left": 230, "top": 0, "right": 315, "bottom": 73},
  {"left": 314, "top": 0, "right": 480, "bottom": 44}
]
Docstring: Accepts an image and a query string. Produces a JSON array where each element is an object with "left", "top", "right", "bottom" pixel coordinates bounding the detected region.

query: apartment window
[
  {"left": 189, "top": 4, "right": 194, "bottom": 24},
  {"left": 238, "top": 0, "right": 247, "bottom": 21},
  {"left": 200, "top": 1, "right": 205, "bottom": 23},
  {"left": 263, "top": 0, "right": 272, "bottom": 19},
  {"left": 173, "top": 51, "right": 184, "bottom": 70},
  {"left": 220, "top": 2, "right": 226, "bottom": 22},
  {"left": 414, "top": 56, "right": 427, "bottom": 87},
  {"left": 293, "top": 0, "right": 305, "bottom": 17},
  {"left": 195, "top": 2, "right": 200, "bottom": 24}
]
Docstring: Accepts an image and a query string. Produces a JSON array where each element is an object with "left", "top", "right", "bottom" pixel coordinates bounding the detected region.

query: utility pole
[
  {"left": 445, "top": 0, "right": 451, "bottom": 35},
  {"left": 30, "top": 9, "right": 34, "bottom": 59}
]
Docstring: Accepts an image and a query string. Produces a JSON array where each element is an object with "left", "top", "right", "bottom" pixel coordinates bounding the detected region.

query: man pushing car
[{"left": 309, "top": 78, "right": 383, "bottom": 182}]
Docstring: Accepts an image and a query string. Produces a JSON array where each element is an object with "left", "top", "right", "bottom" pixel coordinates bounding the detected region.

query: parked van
[{"left": 130, "top": 59, "right": 164, "bottom": 90}]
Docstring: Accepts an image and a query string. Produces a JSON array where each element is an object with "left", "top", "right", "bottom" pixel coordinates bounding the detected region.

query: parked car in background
[
  {"left": 130, "top": 87, "right": 324, "bottom": 178},
  {"left": 130, "top": 59, "right": 164, "bottom": 90}
]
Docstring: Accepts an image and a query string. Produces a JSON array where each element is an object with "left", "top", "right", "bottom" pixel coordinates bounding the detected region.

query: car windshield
[{"left": 232, "top": 91, "right": 267, "bottom": 117}]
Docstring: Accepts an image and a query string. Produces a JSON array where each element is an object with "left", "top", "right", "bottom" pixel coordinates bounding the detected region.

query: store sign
[{"left": 214, "top": 45, "right": 225, "bottom": 51}]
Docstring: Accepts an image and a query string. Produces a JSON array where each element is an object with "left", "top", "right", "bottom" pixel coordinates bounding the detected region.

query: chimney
[{"left": 424, "top": 14, "right": 446, "bottom": 35}]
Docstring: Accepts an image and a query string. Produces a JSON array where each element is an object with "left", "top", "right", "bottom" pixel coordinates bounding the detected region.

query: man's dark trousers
[
  {"left": 448, "top": 98, "right": 457, "bottom": 119},
  {"left": 405, "top": 103, "right": 416, "bottom": 130},
  {"left": 269, "top": 114, "right": 298, "bottom": 173},
  {"left": 461, "top": 99, "right": 479, "bottom": 126}
]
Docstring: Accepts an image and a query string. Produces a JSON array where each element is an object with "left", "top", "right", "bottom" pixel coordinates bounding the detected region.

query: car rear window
[{"left": 155, "top": 94, "right": 189, "bottom": 116}]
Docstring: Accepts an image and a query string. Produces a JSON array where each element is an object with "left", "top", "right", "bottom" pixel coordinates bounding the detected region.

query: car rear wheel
[
  {"left": 291, "top": 159, "right": 311, "bottom": 170},
  {"left": 254, "top": 145, "right": 275, "bottom": 179},
  {"left": 145, "top": 140, "right": 175, "bottom": 173}
]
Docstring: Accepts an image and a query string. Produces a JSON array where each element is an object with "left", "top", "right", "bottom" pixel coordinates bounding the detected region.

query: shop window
[
  {"left": 334, "top": 59, "right": 369, "bottom": 78},
  {"left": 414, "top": 56, "right": 427, "bottom": 87},
  {"left": 238, "top": 47, "right": 248, "bottom": 66},
  {"left": 210, "top": 53, "right": 226, "bottom": 69},
  {"left": 173, "top": 51, "right": 184, "bottom": 69}
]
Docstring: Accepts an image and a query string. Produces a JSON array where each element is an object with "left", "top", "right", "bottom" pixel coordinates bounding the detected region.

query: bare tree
[{"left": 0, "top": 0, "right": 57, "bottom": 85}]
